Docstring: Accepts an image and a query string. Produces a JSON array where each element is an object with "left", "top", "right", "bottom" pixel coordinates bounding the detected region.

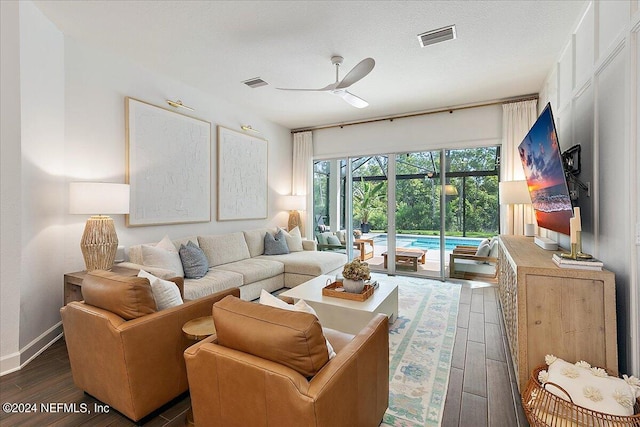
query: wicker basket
[{"left": 522, "top": 365, "right": 640, "bottom": 427}]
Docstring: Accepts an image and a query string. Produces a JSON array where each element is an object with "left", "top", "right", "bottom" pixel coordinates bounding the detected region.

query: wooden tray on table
[{"left": 322, "top": 281, "right": 376, "bottom": 302}]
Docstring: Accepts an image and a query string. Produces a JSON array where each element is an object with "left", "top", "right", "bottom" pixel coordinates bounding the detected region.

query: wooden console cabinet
[{"left": 497, "top": 235, "right": 618, "bottom": 392}]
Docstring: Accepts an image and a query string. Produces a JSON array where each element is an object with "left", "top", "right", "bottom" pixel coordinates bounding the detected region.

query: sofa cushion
[
  {"left": 264, "top": 229, "right": 290, "bottom": 255},
  {"left": 215, "top": 258, "right": 284, "bottom": 284},
  {"left": 198, "top": 233, "right": 250, "bottom": 267},
  {"left": 452, "top": 258, "right": 496, "bottom": 275},
  {"left": 243, "top": 228, "right": 274, "bottom": 258},
  {"left": 183, "top": 269, "right": 244, "bottom": 300},
  {"left": 212, "top": 295, "right": 330, "bottom": 377},
  {"left": 82, "top": 270, "right": 157, "bottom": 320},
  {"left": 179, "top": 241, "right": 209, "bottom": 279},
  {"left": 172, "top": 235, "right": 200, "bottom": 250},
  {"left": 258, "top": 251, "right": 347, "bottom": 276},
  {"left": 137, "top": 269, "right": 183, "bottom": 310}
]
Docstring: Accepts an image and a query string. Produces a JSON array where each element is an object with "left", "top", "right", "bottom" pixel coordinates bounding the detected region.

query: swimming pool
[{"left": 372, "top": 234, "right": 484, "bottom": 251}]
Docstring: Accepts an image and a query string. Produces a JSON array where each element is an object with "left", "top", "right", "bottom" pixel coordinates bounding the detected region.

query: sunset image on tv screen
[{"left": 517, "top": 105, "right": 572, "bottom": 235}]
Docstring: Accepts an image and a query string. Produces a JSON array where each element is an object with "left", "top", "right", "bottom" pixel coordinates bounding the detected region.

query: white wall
[
  {"left": 62, "top": 37, "right": 293, "bottom": 273},
  {"left": 0, "top": 0, "right": 65, "bottom": 375},
  {"left": 0, "top": 0, "right": 23, "bottom": 374},
  {"left": 0, "top": 1, "right": 293, "bottom": 375},
  {"left": 312, "top": 104, "right": 503, "bottom": 159},
  {"left": 539, "top": 0, "right": 639, "bottom": 375},
  {"left": 18, "top": 0, "right": 66, "bottom": 364}
]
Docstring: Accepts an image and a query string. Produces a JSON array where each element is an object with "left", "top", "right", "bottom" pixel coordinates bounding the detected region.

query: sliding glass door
[
  {"left": 392, "top": 151, "right": 444, "bottom": 278},
  {"left": 312, "top": 146, "right": 500, "bottom": 279}
]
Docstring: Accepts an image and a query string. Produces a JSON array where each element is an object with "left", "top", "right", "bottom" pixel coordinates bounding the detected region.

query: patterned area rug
[{"left": 376, "top": 273, "right": 461, "bottom": 427}]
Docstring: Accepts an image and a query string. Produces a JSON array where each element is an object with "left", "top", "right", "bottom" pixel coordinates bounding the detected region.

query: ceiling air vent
[
  {"left": 242, "top": 77, "right": 268, "bottom": 88},
  {"left": 417, "top": 25, "right": 456, "bottom": 48}
]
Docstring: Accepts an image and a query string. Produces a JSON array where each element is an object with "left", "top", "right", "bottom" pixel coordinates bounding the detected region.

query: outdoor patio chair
[
  {"left": 449, "top": 237, "right": 498, "bottom": 282},
  {"left": 316, "top": 231, "right": 374, "bottom": 261}
]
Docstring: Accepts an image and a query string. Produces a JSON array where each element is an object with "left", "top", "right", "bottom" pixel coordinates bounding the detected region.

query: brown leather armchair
[
  {"left": 60, "top": 270, "right": 239, "bottom": 422},
  {"left": 184, "top": 296, "right": 389, "bottom": 427}
]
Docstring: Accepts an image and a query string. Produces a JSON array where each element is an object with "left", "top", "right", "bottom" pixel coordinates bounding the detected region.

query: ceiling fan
[{"left": 277, "top": 56, "right": 375, "bottom": 108}]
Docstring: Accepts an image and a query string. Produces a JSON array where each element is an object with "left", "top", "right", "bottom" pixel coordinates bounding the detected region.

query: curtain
[
  {"left": 292, "top": 131, "right": 313, "bottom": 237},
  {"left": 501, "top": 100, "right": 538, "bottom": 235}
]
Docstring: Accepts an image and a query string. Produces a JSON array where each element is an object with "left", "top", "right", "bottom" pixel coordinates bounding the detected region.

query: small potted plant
[{"left": 341, "top": 259, "right": 370, "bottom": 293}]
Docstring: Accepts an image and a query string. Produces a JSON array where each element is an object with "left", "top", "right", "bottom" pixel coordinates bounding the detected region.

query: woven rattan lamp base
[{"left": 80, "top": 215, "right": 118, "bottom": 271}]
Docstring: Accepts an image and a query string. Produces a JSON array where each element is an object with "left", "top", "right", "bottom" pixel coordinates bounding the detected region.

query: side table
[
  {"left": 63, "top": 265, "right": 138, "bottom": 305},
  {"left": 182, "top": 316, "right": 216, "bottom": 426},
  {"left": 182, "top": 316, "right": 216, "bottom": 341}
]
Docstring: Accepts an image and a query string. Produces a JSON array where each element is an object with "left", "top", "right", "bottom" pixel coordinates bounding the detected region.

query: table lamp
[
  {"left": 69, "top": 182, "right": 130, "bottom": 271},
  {"left": 282, "top": 195, "right": 305, "bottom": 231},
  {"left": 499, "top": 180, "right": 533, "bottom": 236}
]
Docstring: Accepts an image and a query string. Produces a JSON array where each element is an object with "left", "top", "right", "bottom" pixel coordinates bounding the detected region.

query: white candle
[
  {"left": 570, "top": 217, "right": 577, "bottom": 244},
  {"left": 574, "top": 207, "right": 581, "bottom": 231}
]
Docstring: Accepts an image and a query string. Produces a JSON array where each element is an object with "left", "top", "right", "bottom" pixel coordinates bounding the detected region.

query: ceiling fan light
[{"left": 336, "top": 90, "right": 369, "bottom": 108}]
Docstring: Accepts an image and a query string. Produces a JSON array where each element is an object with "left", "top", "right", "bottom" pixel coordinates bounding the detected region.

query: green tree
[{"left": 353, "top": 178, "right": 385, "bottom": 228}]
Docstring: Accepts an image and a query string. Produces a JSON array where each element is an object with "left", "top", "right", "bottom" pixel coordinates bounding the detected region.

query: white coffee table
[{"left": 280, "top": 275, "right": 398, "bottom": 334}]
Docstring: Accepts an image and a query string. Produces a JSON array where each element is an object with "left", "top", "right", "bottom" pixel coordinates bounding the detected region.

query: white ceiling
[{"left": 34, "top": 0, "right": 586, "bottom": 130}]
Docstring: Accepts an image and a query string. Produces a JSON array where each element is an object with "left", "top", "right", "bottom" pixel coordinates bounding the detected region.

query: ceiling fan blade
[
  {"left": 276, "top": 83, "right": 336, "bottom": 92},
  {"left": 334, "top": 90, "right": 369, "bottom": 108},
  {"left": 335, "top": 58, "right": 375, "bottom": 89}
]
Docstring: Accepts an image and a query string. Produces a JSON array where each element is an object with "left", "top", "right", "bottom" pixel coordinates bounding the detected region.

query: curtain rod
[{"left": 290, "top": 94, "right": 539, "bottom": 133}]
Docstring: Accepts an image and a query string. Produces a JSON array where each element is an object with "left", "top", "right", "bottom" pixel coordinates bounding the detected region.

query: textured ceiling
[{"left": 34, "top": 0, "right": 586, "bottom": 129}]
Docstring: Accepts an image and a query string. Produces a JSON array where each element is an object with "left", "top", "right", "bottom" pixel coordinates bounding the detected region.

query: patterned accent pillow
[
  {"left": 179, "top": 241, "right": 209, "bottom": 279},
  {"left": 538, "top": 355, "right": 639, "bottom": 416},
  {"left": 264, "top": 229, "right": 289, "bottom": 255}
]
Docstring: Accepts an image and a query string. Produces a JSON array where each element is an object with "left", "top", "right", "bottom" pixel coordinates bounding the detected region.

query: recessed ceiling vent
[
  {"left": 242, "top": 77, "right": 268, "bottom": 88},
  {"left": 418, "top": 25, "right": 456, "bottom": 48}
]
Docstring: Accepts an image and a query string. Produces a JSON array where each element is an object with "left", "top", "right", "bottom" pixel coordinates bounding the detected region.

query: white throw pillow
[
  {"left": 280, "top": 227, "right": 304, "bottom": 252},
  {"left": 539, "top": 355, "right": 639, "bottom": 416},
  {"left": 259, "top": 289, "right": 336, "bottom": 359},
  {"left": 488, "top": 238, "right": 499, "bottom": 258},
  {"left": 138, "top": 269, "right": 183, "bottom": 310},
  {"left": 474, "top": 239, "right": 491, "bottom": 257},
  {"left": 141, "top": 235, "right": 184, "bottom": 277}
]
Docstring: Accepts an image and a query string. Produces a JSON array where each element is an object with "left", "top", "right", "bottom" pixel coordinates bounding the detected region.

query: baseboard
[
  {"left": 0, "top": 351, "right": 20, "bottom": 376},
  {"left": 0, "top": 322, "right": 63, "bottom": 377},
  {"left": 534, "top": 236, "right": 558, "bottom": 250}
]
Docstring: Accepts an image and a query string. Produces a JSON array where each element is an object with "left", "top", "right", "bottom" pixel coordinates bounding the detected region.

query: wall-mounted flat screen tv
[{"left": 517, "top": 103, "right": 573, "bottom": 236}]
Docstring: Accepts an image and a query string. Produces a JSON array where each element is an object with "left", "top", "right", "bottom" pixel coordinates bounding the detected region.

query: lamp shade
[
  {"left": 69, "top": 182, "right": 130, "bottom": 214},
  {"left": 281, "top": 195, "right": 306, "bottom": 211},
  {"left": 443, "top": 184, "right": 458, "bottom": 196},
  {"left": 499, "top": 180, "right": 531, "bottom": 205}
]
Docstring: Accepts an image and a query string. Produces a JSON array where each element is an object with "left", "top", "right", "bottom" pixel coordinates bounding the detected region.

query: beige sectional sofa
[{"left": 120, "top": 228, "right": 347, "bottom": 301}]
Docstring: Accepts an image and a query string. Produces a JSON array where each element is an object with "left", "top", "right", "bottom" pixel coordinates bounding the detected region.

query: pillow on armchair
[
  {"left": 212, "top": 295, "right": 330, "bottom": 377},
  {"left": 81, "top": 270, "right": 157, "bottom": 320}
]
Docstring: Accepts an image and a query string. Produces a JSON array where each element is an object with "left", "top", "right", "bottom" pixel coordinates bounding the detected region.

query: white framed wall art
[
  {"left": 125, "top": 97, "right": 211, "bottom": 226},
  {"left": 217, "top": 126, "right": 268, "bottom": 220}
]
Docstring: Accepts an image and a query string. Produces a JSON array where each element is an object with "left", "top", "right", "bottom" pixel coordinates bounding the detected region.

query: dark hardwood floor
[
  {"left": 0, "top": 282, "right": 528, "bottom": 426},
  {"left": 442, "top": 282, "right": 529, "bottom": 427}
]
